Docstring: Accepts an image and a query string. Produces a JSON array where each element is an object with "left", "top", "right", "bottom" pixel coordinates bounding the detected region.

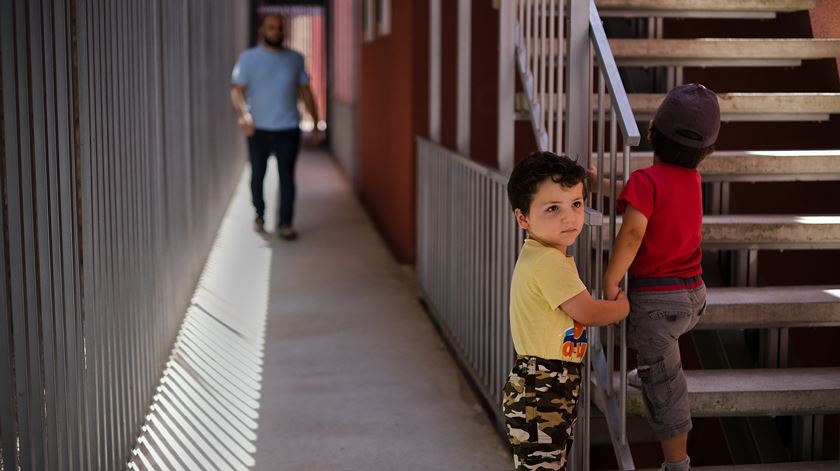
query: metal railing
[
  {"left": 514, "top": 0, "right": 564, "bottom": 152},
  {"left": 586, "top": 1, "right": 641, "bottom": 469},
  {"left": 416, "top": 138, "right": 523, "bottom": 421},
  {"left": 0, "top": 1, "right": 248, "bottom": 469},
  {"left": 511, "top": 1, "right": 641, "bottom": 469},
  {"left": 418, "top": 1, "right": 639, "bottom": 468}
]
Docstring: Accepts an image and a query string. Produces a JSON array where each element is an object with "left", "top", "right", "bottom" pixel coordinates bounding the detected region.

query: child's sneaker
[
  {"left": 254, "top": 216, "right": 265, "bottom": 233},
  {"left": 659, "top": 457, "right": 691, "bottom": 470}
]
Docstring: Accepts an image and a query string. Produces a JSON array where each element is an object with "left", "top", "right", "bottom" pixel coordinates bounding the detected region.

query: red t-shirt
[{"left": 617, "top": 163, "right": 703, "bottom": 280}]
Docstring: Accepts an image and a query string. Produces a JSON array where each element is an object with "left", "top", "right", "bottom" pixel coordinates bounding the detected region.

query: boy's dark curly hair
[
  {"left": 507, "top": 151, "right": 588, "bottom": 215},
  {"left": 649, "top": 123, "right": 715, "bottom": 169}
]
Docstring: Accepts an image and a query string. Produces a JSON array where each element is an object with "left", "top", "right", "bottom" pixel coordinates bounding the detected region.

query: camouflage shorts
[{"left": 501, "top": 355, "right": 582, "bottom": 471}]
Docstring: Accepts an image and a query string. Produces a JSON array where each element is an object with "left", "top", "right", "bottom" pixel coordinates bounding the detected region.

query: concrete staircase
[
  {"left": 615, "top": 150, "right": 840, "bottom": 182},
  {"left": 596, "top": 0, "right": 817, "bottom": 19},
  {"left": 594, "top": 0, "right": 840, "bottom": 469}
]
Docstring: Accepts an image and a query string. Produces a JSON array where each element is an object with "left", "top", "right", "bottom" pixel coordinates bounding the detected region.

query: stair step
[
  {"left": 637, "top": 461, "right": 838, "bottom": 471},
  {"left": 515, "top": 93, "right": 840, "bottom": 122},
  {"left": 599, "top": 150, "right": 840, "bottom": 182},
  {"left": 624, "top": 93, "right": 840, "bottom": 122},
  {"left": 699, "top": 286, "right": 840, "bottom": 329},
  {"left": 602, "top": 215, "right": 840, "bottom": 250},
  {"left": 610, "top": 39, "right": 840, "bottom": 67},
  {"left": 595, "top": 0, "right": 816, "bottom": 18},
  {"left": 701, "top": 215, "right": 840, "bottom": 250},
  {"left": 615, "top": 367, "right": 840, "bottom": 416}
]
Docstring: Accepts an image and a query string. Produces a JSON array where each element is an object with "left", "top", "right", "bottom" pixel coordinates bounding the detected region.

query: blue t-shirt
[{"left": 231, "top": 45, "right": 310, "bottom": 131}]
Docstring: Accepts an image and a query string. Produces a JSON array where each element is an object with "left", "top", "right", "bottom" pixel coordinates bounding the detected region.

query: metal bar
[
  {"left": 547, "top": 0, "right": 556, "bottom": 150},
  {"left": 16, "top": 0, "right": 47, "bottom": 466},
  {"left": 79, "top": 1, "right": 99, "bottom": 467},
  {"left": 457, "top": 0, "right": 470, "bottom": 155},
  {"left": 0, "top": 3, "right": 20, "bottom": 468},
  {"left": 38, "top": 0, "right": 66, "bottom": 466},
  {"left": 53, "top": 0, "right": 78, "bottom": 467},
  {"left": 566, "top": 0, "right": 590, "bottom": 160},
  {"left": 607, "top": 106, "right": 617, "bottom": 396},
  {"left": 135, "top": 0, "right": 148, "bottom": 443},
  {"left": 596, "top": 73, "right": 605, "bottom": 213},
  {"left": 36, "top": 0, "right": 61, "bottom": 464},
  {"left": 429, "top": 0, "right": 440, "bottom": 142},
  {"left": 620, "top": 144, "right": 631, "bottom": 445},
  {"left": 498, "top": 0, "right": 515, "bottom": 173},
  {"left": 118, "top": 0, "right": 131, "bottom": 456},
  {"left": 537, "top": 0, "right": 546, "bottom": 139},
  {"left": 555, "top": 0, "right": 564, "bottom": 153}
]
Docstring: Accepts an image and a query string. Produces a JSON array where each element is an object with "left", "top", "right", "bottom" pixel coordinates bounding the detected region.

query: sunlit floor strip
[{"left": 129, "top": 163, "right": 275, "bottom": 470}]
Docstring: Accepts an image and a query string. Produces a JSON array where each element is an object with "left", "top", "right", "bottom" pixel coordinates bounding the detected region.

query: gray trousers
[{"left": 627, "top": 283, "right": 706, "bottom": 440}]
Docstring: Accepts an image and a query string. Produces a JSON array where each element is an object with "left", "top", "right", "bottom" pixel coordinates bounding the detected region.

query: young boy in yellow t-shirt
[{"left": 502, "top": 152, "right": 630, "bottom": 470}]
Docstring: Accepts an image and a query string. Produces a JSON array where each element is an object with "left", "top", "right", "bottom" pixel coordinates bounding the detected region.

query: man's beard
[{"left": 263, "top": 36, "right": 283, "bottom": 48}]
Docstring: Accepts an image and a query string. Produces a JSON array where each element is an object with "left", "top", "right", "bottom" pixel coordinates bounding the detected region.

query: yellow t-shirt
[{"left": 509, "top": 238, "right": 589, "bottom": 362}]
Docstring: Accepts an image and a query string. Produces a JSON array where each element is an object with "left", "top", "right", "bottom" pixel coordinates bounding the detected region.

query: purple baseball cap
[{"left": 653, "top": 83, "right": 721, "bottom": 149}]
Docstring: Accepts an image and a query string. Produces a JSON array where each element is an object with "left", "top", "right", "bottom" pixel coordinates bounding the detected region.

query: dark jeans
[{"left": 247, "top": 128, "right": 301, "bottom": 227}]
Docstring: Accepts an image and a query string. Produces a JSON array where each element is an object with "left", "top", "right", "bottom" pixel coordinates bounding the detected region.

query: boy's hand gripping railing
[{"left": 586, "top": 1, "right": 640, "bottom": 469}]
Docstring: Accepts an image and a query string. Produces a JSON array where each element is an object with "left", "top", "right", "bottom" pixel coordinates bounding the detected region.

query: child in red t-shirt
[{"left": 604, "top": 83, "right": 720, "bottom": 471}]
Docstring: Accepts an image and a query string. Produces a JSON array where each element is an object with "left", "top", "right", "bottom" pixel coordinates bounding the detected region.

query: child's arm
[
  {"left": 588, "top": 165, "right": 625, "bottom": 197},
  {"left": 604, "top": 203, "right": 648, "bottom": 300},
  {"left": 562, "top": 288, "right": 629, "bottom": 326}
]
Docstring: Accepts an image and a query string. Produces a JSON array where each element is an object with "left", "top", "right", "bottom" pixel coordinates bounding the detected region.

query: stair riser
[
  {"left": 697, "top": 305, "right": 840, "bottom": 329},
  {"left": 597, "top": 223, "right": 840, "bottom": 250},
  {"left": 626, "top": 389, "right": 840, "bottom": 417},
  {"left": 600, "top": 155, "right": 840, "bottom": 182}
]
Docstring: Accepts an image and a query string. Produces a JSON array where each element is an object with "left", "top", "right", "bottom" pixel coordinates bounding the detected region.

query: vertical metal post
[
  {"left": 498, "top": 0, "right": 516, "bottom": 174},
  {"left": 429, "top": 0, "right": 441, "bottom": 143},
  {"left": 620, "top": 144, "right": 631, "bottom": 445},
  {"left": 565, "top": 0, "right": 590, "bottom": 161},
  {"left": 555, "top": 0, "right": 565, "bottom": 153},
  {"left": 0, "top": 4, "right": 21, "bottom": 469},
  {"left": 457, "top": 0, "right": 470, "bottom": 155},
  {"left": 547, "top": 0, "right": 557, "bottom": 150},
  {"left": 607, "top": 107, "right": 617, "bottom": 396}
]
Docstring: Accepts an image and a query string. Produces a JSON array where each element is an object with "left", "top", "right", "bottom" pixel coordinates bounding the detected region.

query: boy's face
[{"left": 515, "top": 180, "right": 585, "bottom": 254}]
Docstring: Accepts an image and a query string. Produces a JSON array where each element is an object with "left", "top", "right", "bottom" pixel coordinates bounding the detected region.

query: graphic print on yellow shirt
[
  {"left": 509, "top": 239, "right": 588, "bottom": 362},
  {"left": 562, "top": 320, "right": 588, "bottom": 360}
]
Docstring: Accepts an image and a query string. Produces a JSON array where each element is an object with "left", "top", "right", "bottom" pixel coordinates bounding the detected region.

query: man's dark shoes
[
  {"left": 254, "top": 216, "right": 265, "bottom": 233},
  {"left": 277, "top": 226, "right": 298, "bottom": 241}
]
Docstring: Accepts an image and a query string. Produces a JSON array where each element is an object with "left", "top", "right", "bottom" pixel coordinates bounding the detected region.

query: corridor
[{"left": 130, "top": 150, "right": 512, "bottom": 470}]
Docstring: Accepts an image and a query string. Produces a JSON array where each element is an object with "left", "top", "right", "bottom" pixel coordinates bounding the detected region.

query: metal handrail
[
  {"left": 589, "top": 1, "right": 639, "bottom": 469},
  {"left": 590, "top": 0, "right": 641, "bottom": 146}
]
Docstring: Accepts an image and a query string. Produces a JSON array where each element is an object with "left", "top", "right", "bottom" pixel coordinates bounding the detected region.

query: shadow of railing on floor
[{"left": 128, "top": 173, "right": 273, "bottom": 470}]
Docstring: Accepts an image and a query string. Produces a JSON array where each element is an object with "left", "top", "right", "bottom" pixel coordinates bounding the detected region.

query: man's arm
[
  {"left": 604, "top": 203, "right": 648, "bottom": 300},
  {"left": 231, "top": 84, "right": 255, "bottom": 136},
  {"left": 299, "top": 84, "right": 322, "bottom": 141}
]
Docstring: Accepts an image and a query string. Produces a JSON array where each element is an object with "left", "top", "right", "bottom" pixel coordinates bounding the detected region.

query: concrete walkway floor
[{"left": 251, "top": 150, "right": 511, "bottom": 470}]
